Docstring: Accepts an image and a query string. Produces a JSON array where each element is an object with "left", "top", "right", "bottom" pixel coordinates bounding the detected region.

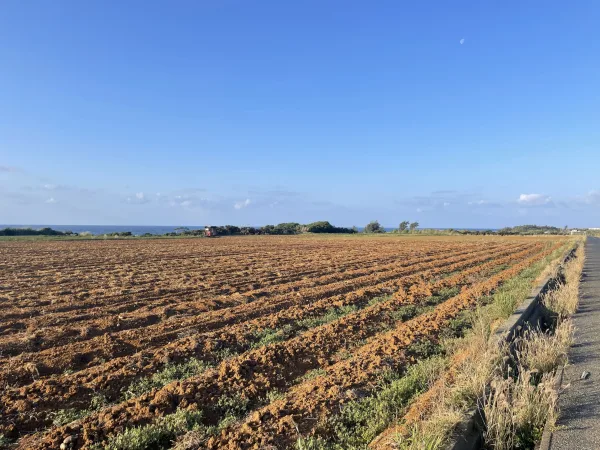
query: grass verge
[
  {"left": 481, "top": 242, "right": 584, "bottom": 449},
  {"left": 383, "top": 239, "right": 583, "bottom": 450}
]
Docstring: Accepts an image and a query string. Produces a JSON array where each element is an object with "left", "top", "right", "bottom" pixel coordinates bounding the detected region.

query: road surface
[{"left": 548, "top": 236, "right": 600, "bottom": 449}]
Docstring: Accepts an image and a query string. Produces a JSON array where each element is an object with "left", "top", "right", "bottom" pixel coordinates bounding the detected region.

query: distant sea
[{"left": 2, "top": 225, "right": 498, "bottom": 236}]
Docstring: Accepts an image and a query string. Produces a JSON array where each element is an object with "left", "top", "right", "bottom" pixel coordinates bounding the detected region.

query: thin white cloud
[
  {"left": 126, "top": 191, "right": 151, "bottom": 204},
  {"left": 517, "top": 193, "right": 552, "bottom": 206},
  {"left": 398, "top": 190, "right": 481, "bottom": 210},
  {"left": 467, "top": 199, "right": 503, "bottom": 208},
  {"left": 234, "top": 198, "right": 251, "bottom": 210},
  {"left": 45, "top": 197, "right": 56, "bottom": 204},
  {"left": 460, "top": 38, "right": 465, "bottom": 45},
  {"left": 583, "top": 190, "right": 600, "bottom": 205},
  {"left": 42, "top": 183, "right": 68, "bottom": 191},
  {"left": 0, "top": 165, "right": 20, "bottom": 173}
]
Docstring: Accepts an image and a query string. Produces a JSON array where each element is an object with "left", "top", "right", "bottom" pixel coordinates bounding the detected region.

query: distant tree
[
  {"left": 274, "top": 222, "right": 301, "bottom": 234},
  {"left": 305, "top": 221, "right": 334, "bottom": 233},
  {"left": 261, "top": 225, "right": 276, "bottom": 235},
  {"left": 399, "top": 221, "right": 410, "bottom": 232},
  {"left": 409, "top": 222, "right": 419, "bottom": 232},
  {"left": 498, "top": 225, "right": 561, "bottom": 235},
  {"left": 240, "top": 226, "right": 258, "bottom": 235},
  {"left": 364, "top": 221, "right": 384, "bottom": 233},
  {"left": 105, "top": 231, "right": 133, "bottom": 237},
  {"left": 224, "top": 225, "right": 241, "bottom": 235}
]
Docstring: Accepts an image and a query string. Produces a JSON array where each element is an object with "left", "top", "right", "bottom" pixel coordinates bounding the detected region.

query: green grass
[
  {"left": 439, "top": 308, "right": 474, "bottom": 340},
  {"left": 123, "top": 358, "right": 211, "bottom": 400},
  {"left": 50, "top": 393, "right": 109, "bottom": 426},
  {"left": 489, "top": 243, "right": 571, "bottom": 321},
  {"left": 98, "top": 409, "right": 205, "bottom": 450},
  {"left": 385, "top": 287, "right": 460, "bottom": 325},
  {"left": 368, "top": 295, "right": 393, "bottom": 306},
  {"left": 296, "top": 304, "right": 359, "bottom": 330},
  {"left": 250, "top": 324, "right": 295, "bottom": 348},
  {"left": 212, "top": 347, "right": 240, "bottom": 361},
  {"left": 51, "top": 408, "right": 87, "bottom": 427},
  {"left": 212, "top": 392, "right": 250, "bottom": 419},
  {"left": 247, "top": 303, "right": 366, "bottom": 352},
  {"left": 99, "top": 394, "right": 251, "bottom": 450},
  {"left": 405, "top": 339, "right": 445, "bottom": 361},
  {"left": 297, "top": 368, "right": 327, "bottom": 383},
  {"left": 265, "top": 388, "right": 285, "bottom": 403},
  {"left": 295, "top": 357, "right": 447, "bottom": 449}
]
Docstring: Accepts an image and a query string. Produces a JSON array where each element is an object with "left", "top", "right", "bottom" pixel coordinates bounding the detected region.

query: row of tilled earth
[{"left": 0, "top": 236, "right": 562, "bottom": 449}]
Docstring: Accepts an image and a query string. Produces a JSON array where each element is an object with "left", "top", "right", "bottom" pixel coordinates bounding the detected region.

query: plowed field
[{"left": 0, "top": 235, "right": 564, "bottom": 449}]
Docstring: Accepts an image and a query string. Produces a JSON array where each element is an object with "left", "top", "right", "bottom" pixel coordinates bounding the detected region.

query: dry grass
[
  {"left": 391, "top": 313, "right": 504, "bottom": 449},
  {"left": 387, "top": 240, "right": 584, "bottom": 450},
  {"left": 515, "top": 321, "right": 573, "bottom": 375},
  {"left": 483, "top": 370, "right": 557, "bottom": 450},
  {"left": 483, "top": 242, "right": 584, "bottom": 449},
  {"left": 543, "top": 245, "right": 585, "bottom": 319}
]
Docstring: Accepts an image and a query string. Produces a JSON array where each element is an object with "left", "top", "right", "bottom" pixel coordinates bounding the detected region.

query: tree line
[
  {"left": 173, "top": 220, "right": 421, "bottom": 236},
  {"left": 362, "top": 220, "right": 420, "bottom": 233},
  {"left": 167, "top": 221, "right": 358, "bottom": 236},
  {"left": 0, "top": 227, "right": 74, "bottom": 236},
  {"left": 497, "top": 225, "right": 568, "bottom": 235}
]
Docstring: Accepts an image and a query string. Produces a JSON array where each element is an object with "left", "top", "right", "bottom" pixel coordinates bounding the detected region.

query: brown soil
[{"left": 0, "top": 235, "right": 563, "bottom": 449}]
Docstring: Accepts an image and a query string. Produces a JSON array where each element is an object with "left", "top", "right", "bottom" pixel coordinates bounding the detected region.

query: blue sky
[{"left": 1, "top": 1, "right": 599, "bottom": 228}]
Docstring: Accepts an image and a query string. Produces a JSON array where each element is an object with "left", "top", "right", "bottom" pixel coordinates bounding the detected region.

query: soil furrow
[{"left": 10, "top": 243, "right": 554, "bottom": 448}]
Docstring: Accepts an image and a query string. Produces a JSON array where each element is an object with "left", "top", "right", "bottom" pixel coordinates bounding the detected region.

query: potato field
[{"left": 0, "top": 235, "right": 565, "bottom": 449}]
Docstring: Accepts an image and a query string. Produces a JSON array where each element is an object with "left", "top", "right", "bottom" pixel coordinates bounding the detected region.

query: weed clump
[
  {"left": 102, "top": 409, "right": 204, "bottom": 450},
  {"left": 123, "top": 358, "right": 211, "bottom": 400}
]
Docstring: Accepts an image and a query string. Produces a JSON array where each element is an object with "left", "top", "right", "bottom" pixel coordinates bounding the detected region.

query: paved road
[{"left": 549, "top": 236, "right": 600, "bottom": 449}]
